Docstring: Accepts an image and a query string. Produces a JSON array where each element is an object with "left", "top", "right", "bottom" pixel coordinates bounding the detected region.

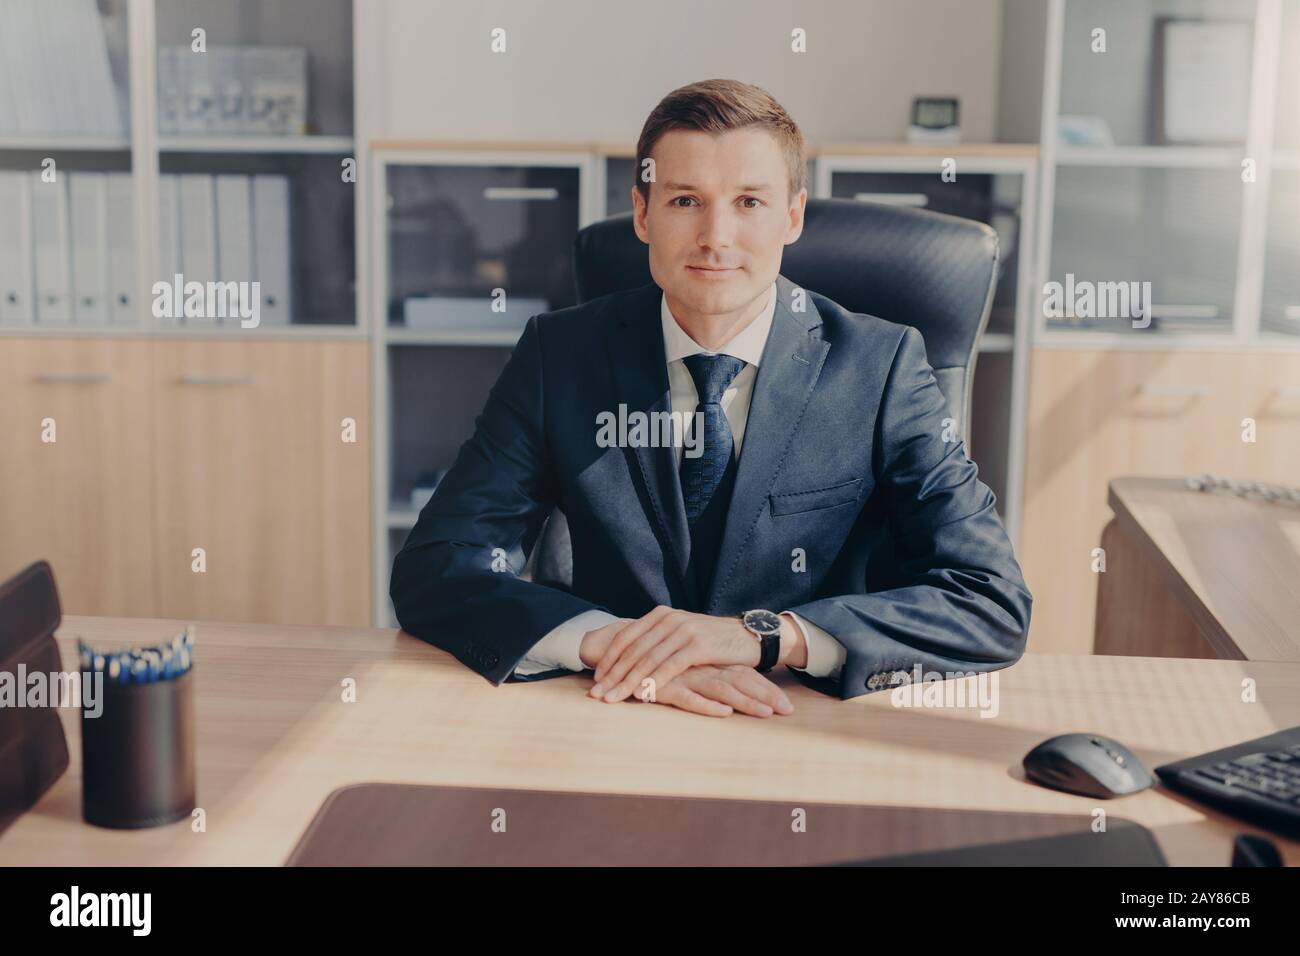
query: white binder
[
  {"left": 178, "top": 174, "right": 217, "bottom": 325},
  {"left": 157, "top": 174, "right": 181, "bottom": 324},
  {"left": 70, "top": 172, "right": 110, "bottom": 325},
  {"left": 0, "top": 172, "right": 34, "bottom": 325},
  {"left": 251, "top": 175, "right": 292, "bottom": 325},
  {"left": 215, "top": 175, "right": 253, "bottom": 326},
  {"left": 106, "top": 172, "right": 135, "bottom": 324},
  {"left": 31, "top": 172, "right": 72, "bottom": 324}
]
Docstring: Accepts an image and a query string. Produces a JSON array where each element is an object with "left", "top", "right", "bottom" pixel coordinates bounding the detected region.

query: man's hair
[{"left": 634, "top": 79, "right": 807, "bottom": 205}]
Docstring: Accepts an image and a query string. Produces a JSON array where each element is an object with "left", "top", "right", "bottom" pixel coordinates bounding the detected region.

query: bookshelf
[
  {"left": 1034, "top": 0, "right": 1300, "bottom": 348},
  {"left": 0, "top": 0, "right": 362, "bottom": 336}
]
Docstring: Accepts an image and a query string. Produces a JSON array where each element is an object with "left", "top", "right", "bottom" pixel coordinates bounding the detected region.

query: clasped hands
[{"left": 577, "top": 606, "right": 800, "bottom": 718}]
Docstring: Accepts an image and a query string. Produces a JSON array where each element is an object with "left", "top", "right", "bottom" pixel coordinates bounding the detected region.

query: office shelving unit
[
  {"left": 0, "top": 0, "right": 372, "bottom": 628},
  {"left": 0, "top": 0, "right": 362, "bottom": 336},
  {"left": 1020, "top": 0, "right": 1300, "bottom": 656},
  {"left": 1035, "top": 0, "right": 1300, "bottom": 349},
  {"left": 370, "top": 146, "right": 599, "bottom": 624}
]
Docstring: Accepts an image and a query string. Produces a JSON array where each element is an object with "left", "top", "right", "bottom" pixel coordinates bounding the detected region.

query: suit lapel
[
  {"left": 705, "top": 274, "right": 830, "bottom": 611},
  {"left": 605, "top": 284, "right": 699, "bottom": 608}
]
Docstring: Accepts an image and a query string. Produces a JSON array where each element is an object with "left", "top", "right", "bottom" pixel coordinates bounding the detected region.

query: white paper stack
[{"left": 403, "top": 296, "right": 550, "bottom": 332}]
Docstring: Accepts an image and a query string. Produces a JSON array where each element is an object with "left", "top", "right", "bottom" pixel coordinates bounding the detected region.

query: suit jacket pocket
[{"left": 769, "top": 478, "right": 863, "bottom": 517}]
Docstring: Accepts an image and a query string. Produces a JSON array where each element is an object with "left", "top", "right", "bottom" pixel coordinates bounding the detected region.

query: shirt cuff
[
  {"left": 783, "top": 611, "right": 847, "bottom": 680},
  {"left": 512, "top": 609, "right": 620, "bottom": 677}
]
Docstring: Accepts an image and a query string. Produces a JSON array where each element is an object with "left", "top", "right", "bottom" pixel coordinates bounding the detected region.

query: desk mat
[{"left": 285, "top": 782, "right": 1167, "bottom": 866}]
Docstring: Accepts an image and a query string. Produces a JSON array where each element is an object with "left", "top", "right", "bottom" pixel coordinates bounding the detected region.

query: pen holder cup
[{"left": 81, "top": 667, "right": 196, "bottom": 829}]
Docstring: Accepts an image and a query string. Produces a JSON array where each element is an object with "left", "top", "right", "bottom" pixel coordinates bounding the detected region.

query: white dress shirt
[{"left": 514, "top": 281, "right": 848, "bottom": 681}]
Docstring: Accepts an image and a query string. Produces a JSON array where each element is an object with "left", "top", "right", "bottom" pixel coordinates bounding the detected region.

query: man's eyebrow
[{"left": 661, "top": 181, "right": 774, "bottom": 192}]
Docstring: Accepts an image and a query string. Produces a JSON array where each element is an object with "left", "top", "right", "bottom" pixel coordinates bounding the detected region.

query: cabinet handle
[
  {"left": 1139, "top": 383, "right": 1214, "bottom": 397},
  {"left": 178, "top": 374, "right": 256, "bottom": 386},
  {"left": 35, "top": 372, "right": 112, "bottom": 385},
  {"left": 482, "top": 186, "right": 559, "bottom": 201}
]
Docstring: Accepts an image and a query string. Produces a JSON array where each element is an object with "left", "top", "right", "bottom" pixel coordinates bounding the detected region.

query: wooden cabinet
[
  {"left": 150, "top": 340, "right": 371, "bottom": 626},
  {"left": 0, "top": 337, "right": 370, "bottom": 627},
  {"left": 0, "top": 337, "right": 157, "bottom": 617},
  {"left": 1021, "top": 349, "right": 1300, "bottom": 655}
]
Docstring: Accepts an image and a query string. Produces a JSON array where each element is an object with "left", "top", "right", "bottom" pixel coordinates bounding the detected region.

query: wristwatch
[{"left": 741, "top": 609, "right": 783, "bottom": 672}]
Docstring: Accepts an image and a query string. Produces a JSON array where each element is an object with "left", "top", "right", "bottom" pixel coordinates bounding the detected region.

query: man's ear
[
  {"left": 785, "top": 188, "right": 808, "bottom": 245},
  {"left": 631, "top": 186, "right": 650, "bottom": 243}
]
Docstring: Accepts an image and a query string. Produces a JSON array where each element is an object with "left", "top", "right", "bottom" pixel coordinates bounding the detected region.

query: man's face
[{"left": 632, "top": 127, "right": 805, "bottom": 322}]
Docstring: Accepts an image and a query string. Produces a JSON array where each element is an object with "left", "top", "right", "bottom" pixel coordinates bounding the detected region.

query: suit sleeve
[
  {"left": 788, "top": 325, "right": 1032, "bottom": 701},
  {"left": 390, "top": 316, "right": 611, "bottom": 684}
]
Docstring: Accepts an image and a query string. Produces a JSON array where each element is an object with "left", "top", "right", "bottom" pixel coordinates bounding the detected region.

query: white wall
[
  {"left": 363, "top": 0, "right": 1007, "bottom": 145},
  {"left": 997, "top": 0, "right": 1048, "bottom": 143}
]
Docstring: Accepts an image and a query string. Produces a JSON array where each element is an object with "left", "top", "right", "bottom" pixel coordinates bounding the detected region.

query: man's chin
[{"left": 672, "top": 274, "right": 758, "bottom": 313}]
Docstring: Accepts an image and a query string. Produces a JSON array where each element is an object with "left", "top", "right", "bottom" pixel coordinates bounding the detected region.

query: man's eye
[
  {"left": 671, "top": 196, "right": 697, "bottom": 207},
  {"left": 739, "top": 197, "right": 762, "bottom": 209}
]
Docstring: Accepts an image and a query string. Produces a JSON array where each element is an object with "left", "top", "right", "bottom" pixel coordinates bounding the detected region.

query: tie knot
[{"left": 682, "top": 353, "right": 746, "bottom": 405}]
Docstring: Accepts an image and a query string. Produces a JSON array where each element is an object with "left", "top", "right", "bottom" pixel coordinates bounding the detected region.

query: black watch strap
[{"left": 757, "top": 630, "right": 780, "bottom": 672}]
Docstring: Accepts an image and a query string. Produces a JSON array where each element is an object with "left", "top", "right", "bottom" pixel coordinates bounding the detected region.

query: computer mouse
[{"left": 1023, "top": 733, "right": 1154, "bottom": 799}]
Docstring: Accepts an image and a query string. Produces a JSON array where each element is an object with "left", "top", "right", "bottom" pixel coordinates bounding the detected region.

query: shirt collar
[{"left": 660, "top": 280, "right": 777, "bottom": 368}]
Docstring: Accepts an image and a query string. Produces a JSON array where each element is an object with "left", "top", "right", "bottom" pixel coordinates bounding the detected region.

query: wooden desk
[
  {"left": 3, "top": 616, "right": 1299, "bottom": 866},
  {"left": 1097, "top": 476, "right": 1300, "bottom": 662}
]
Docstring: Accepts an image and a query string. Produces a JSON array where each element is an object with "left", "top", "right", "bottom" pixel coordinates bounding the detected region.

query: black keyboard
[{"left": 1156, "top": 727, "right": 1300, "bottom": 837}]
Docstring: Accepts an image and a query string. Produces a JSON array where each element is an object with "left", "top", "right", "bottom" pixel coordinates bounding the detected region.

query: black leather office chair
[{"left": 525, "top": 197, "right": 1000, "bottom": 588}]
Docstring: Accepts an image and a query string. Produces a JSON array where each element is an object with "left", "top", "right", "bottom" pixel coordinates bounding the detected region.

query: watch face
[{"left": 743, "top": 609, "right": 782, "bottom": 637}]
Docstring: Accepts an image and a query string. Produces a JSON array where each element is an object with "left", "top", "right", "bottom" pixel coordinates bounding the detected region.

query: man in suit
[{"left": 391, "top": 79, "right": 1031, "bottom": 717}]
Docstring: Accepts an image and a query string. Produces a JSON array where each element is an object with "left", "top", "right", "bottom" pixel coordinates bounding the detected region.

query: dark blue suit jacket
[{"left": 390, "top": 273, "right": 1031, "bottom": 699}]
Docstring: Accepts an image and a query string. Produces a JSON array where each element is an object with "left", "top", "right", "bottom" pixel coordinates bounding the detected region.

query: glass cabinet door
[
  {"left": 1261, "top": 171, "right": 1300, "bottom": 337},
  {"left": 0, "top": 0, "right": 134, "bottom": 328},
  {"left": 1262, "top": 0, "right": 1300, "bottom": 337},
  {"left": 828, "top": 169, "right": 1025, "bottom": 337},
  {"left": 385, "top": 163, "right": 582, "bottom": 331},
  {"left": 605, "top": 156, "right": 637, "bottom": 216},
  {"left": 151, "top": 0, "right": 356, "bottom": 329},
  {"left": 1046, "top": 165, "right": 1239, "bottom": 334},
  {"left": 1058, "top": 0, "right": 1257, "bottom": 150}
]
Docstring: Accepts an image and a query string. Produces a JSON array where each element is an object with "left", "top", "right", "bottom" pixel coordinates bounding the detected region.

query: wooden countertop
[
  {"left": 3, "top": 615, "right": 1297, "bottom": 865},
  {"left": 1109, "top": 476, "right": 1300, "bottom": 662}
]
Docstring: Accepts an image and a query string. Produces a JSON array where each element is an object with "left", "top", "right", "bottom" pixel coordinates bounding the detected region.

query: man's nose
[{"left": 697, "top": 206, "right": 736, "bottom": 249}]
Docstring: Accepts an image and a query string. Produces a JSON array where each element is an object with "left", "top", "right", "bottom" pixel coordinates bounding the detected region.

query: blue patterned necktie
[{"left": 679, "top": 353, "right": 747, "bottom": 594}]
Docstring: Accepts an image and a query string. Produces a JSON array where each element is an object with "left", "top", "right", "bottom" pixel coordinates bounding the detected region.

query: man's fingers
[
  {"left": 593, "top": 618, "right": 680, "bottom": 696},
  {"left": 592, "top": 607, "right": 673, "bottom": 683},
  {"left": 636, "top": 650, "right": 701, "bottom": 704},
  {"left": 662, "top": 685, "right": 732, "bottom": 718},
  {"left": 700, "top": 678, "right": 775, "bottom": 717},
  {"left": 728, "top": 668, "right": 794, "bottom": 714},
  {"left": 603, "top": 630, "right": 691, "bottom": 702}
]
